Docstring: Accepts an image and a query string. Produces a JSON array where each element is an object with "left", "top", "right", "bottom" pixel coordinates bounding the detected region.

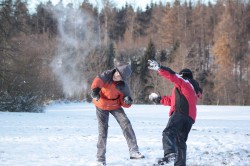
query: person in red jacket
[
  {"left": 148, "top": 59, "right": 202, "bottom": 166},
  {"left": 91, "top": 64, "right": 144, "bottom": 166}
]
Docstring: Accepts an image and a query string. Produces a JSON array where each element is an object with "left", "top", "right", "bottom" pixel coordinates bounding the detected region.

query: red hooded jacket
[{"left": 158, "top": 66, "right": 202, "bottom": 122}]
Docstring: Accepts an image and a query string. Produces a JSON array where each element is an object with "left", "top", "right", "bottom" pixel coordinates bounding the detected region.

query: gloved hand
[
  {"left": 149, "top": 93, "right": 161, "bottom": 104},
  {"left": 124, "top": 96, "right": 133, "bottom": 105},
  {"left": 91, "top": 87, "right": 101, "bottom": 101},
  {"left": 148, "top": 59, "right": 160, "bottom": 71}
]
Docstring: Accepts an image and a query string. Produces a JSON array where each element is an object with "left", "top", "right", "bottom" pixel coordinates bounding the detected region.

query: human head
[
  {"left": 113, "top": 71, "right": 123, "bottom": 81},
  {"left": 179, "top": 68, "right": 193, "bottom": 79},
  {"left": 114, "top": 65, "right": 132, "bottom": 81}
]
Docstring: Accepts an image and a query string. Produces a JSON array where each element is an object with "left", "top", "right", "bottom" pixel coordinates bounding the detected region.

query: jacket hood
[{"left": 116, "top": 65, "right": 132, "bottom": 81}]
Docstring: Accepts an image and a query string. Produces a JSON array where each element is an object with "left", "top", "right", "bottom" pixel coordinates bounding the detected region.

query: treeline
[{"left": 0, "top": 0, "right": 249, "bottom": 112}]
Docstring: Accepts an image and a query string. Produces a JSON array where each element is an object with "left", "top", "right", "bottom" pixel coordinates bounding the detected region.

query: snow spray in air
[{"left": 49, "top": 4, "right": 99, "bottom": 98}]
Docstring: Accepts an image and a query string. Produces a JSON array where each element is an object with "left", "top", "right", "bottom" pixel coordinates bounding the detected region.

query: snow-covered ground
[{"left": 1, "top": 103, "right": 250, "bottom": 166}]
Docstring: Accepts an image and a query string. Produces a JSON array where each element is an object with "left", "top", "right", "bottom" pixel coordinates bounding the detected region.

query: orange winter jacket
[{"left": 91, "top": 65, "right": 132, "bottom": 111}]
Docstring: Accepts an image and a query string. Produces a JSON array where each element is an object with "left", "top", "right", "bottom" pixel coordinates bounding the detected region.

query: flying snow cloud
[{"left": 49, "top": 5, "right": 99, "bottom": 98}]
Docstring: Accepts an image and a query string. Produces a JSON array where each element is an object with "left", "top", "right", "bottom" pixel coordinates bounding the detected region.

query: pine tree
[
  {"left": 136, "top": 40, "right": 156, "bottom": 103},
  {"left": 109, "top": 7, "right": 127, "bottom": 41}
]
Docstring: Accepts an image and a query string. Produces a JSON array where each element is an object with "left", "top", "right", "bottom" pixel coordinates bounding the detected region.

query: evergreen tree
[
  {"left": 107, "top": 42, "right": 115, "bottom": 68},
  {"left": 137, "top": 40, "right": 156, "bottom": 102},
  {"left": 109, "top": 7, "right": 127, "bottom": 41},
  {"left": 13, "top": 0, "right": 30, "bottom": 34},
  {"left": 133, "top": 5, "right": 152, "bottom": 39},
  {"left": 0, "top": 0, "right": 14, "bottom": 91}
]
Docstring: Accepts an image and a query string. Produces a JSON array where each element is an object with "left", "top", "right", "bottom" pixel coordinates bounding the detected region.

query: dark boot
[{"left": 157, "top": 153, "right": 176, "bottom": 165}]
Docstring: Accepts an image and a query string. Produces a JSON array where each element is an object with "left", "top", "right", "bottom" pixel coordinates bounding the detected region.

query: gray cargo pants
[{"left": 96, "top": 107, "right": 139, "bottom": 162}]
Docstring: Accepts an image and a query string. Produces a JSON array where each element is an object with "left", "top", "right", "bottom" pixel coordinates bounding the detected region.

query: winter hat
[
  {"left": 116, "top": 65, "right": 132, "bottom": 81},
  {"left": 179, "top": 68, "right": 193, "bottom": 79}
]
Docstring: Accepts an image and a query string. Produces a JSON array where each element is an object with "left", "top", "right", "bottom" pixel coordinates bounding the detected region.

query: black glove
[
  {"left": 149, "top": 93, "right": 161, "bottom": 104},
  {"left": 91, "top": 88, "right": 101, "bottom": 101},
  {"left": 124, "top": 96, "right": 133, "bottom": 105}
]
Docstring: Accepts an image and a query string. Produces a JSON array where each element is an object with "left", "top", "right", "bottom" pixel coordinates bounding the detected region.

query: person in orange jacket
[{"left": 91, "top": 64, "right": 144, "bottom": 166}]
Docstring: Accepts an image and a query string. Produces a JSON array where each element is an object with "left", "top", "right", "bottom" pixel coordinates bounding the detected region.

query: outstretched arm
[
  {"left": 148, "top": 59, "right": 185, "bottom": 86},
  {"left": 149, "top": 93, "right": 172, "bottom": 106}
]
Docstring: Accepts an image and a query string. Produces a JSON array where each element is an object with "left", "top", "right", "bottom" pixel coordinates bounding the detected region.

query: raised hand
[{"left": 148, "top": 59, "right": 160, "bottom": 71}]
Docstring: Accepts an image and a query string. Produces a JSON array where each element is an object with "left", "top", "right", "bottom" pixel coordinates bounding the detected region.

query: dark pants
[
  {"left": 162, "top": 112, "right": 194, "bottom": 166},
  {"left": 96, "top": 107, "right": 139, "bottom": 162}
]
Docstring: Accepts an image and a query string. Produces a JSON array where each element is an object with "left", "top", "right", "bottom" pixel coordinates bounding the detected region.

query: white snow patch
[{"left": 0, "top": 103, "right": 250, "bottom": 165}]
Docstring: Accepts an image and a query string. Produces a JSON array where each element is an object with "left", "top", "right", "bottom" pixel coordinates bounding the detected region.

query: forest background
[{"left": 0, "top": 0, "right": 250, "bottom": 112}]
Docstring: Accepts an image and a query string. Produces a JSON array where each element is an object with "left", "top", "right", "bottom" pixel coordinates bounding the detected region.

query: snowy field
[{"left": 0, "top": 103, "right": 250, "bottom": 166}]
